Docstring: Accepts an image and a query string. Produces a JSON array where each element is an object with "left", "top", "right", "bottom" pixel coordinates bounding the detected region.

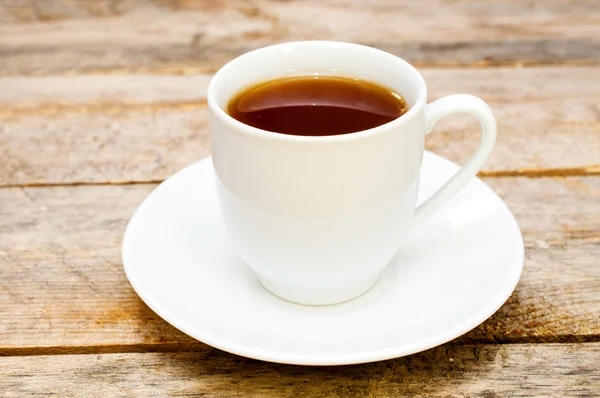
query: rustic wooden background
[{"left": 0, "top": 0, "right": 599, "bottom": 396}]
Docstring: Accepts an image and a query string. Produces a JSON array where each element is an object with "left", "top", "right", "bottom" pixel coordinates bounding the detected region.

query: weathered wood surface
[
  {"left": 1, "top": 343, "right": 599, "bottom": 397},
  {"left": 1, "top": 177, "right": 598, "bottom": 353},
  {"left": 1, "top": 1, "right": 599, "bottom": 395},
  {"left": 1, "top": 67, "right": 599, "bottom": 186},
  {"left": 1, "top": 0, "right": 600, "bottom": 75}
]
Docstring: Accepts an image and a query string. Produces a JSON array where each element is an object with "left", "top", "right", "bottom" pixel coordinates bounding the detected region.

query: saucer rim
[{"left": 122, "top": 151, "right": 524, "bottom": 365}]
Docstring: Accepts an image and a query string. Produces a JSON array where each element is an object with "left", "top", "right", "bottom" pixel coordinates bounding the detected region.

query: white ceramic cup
[{"left": 208, "top": 41, "right": 496, "bottom": 305}]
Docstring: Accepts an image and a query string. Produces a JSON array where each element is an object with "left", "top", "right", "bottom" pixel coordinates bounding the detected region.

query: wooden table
[{"left": 1, "top": 1, "right": 599, "bottom": 396}]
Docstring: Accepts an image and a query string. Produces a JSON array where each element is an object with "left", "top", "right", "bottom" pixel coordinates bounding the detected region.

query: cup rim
[{"left": 207, "top": 41, "right": 428, "bottom": 143}]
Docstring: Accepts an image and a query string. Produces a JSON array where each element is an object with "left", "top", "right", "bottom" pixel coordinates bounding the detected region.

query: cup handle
[{"left": 414, "top": 94, "right": 497, "bottom": 226}]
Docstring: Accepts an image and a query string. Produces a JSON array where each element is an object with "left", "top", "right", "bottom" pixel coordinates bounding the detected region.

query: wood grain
[
  {"left": 1, "top": 0, "right": 600, "bottom": 75},
  {"left": 1, "top": 1, "right": 597, "bottom": 395},
  {"left": 0, "top": 177, "right": 598, "bottom": 352},
  {"left": 1, "top": 67, "right": 599, "bottom": 186},
  {"left": 1, "top": 343, "right": 599, "bottom": 397}
]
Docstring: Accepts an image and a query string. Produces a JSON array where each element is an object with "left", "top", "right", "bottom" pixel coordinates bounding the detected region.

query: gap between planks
[
  {"left": 1, "top": 59, "right": 599, "bottom": 77},
  {"left": 0, "top": 165, "right": 599, "bottom": 190},
  {"left": 5, "top": 97, "right": 600, "bottom": 118},
  {"left": 2, "top": 334, "right": 600, "bottom": 357},
  {"left": 0, "top": 99, "right": 208, "bottom": 118}
]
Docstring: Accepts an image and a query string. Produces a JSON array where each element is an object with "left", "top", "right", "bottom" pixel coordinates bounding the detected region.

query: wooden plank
[
  {"left": 0, "top": 74, "right": 213, "bottom": 105},
  {"left": 1, "top": 67, "right": 599, "bottom": 186},
  {"left": 1, "top": 0, "right": 600, "bottom": 75},
  {"left": 0, "top": 177, "right": 598, "bottom": 352},
  {"left": 1, "top": 344, "right": 599, "bottom": 397}
]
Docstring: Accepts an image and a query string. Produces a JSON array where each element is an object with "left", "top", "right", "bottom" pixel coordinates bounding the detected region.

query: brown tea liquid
[{"left": 227, "top": 76, "right": 407, "bottom": 136}]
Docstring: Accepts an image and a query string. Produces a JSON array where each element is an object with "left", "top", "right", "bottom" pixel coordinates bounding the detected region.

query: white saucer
[{"left": 122, "top": 151, "right": 523, "bottom": 365}]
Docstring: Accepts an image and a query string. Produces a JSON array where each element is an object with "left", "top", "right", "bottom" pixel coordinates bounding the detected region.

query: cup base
[{"left": 256, "top": 272, "right": 381, "bottom": 306}]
